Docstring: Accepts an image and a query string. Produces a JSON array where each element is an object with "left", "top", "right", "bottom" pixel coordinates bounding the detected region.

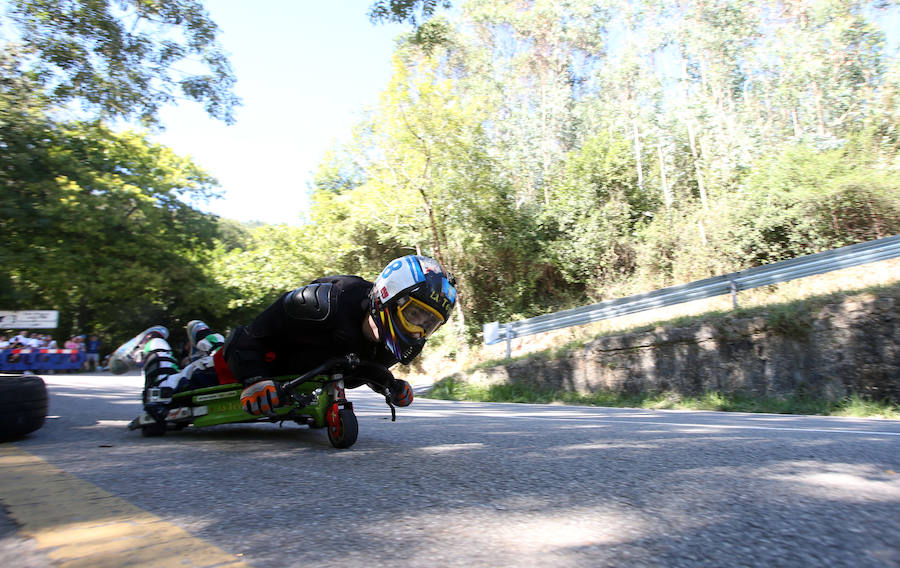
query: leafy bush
[{"left": 720, "top": 140, "right": 900, "bottom": 267}]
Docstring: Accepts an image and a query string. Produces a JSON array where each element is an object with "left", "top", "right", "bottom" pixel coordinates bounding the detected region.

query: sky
[{"left": 151, "top": 1, "right": 410, "bottom": 226}]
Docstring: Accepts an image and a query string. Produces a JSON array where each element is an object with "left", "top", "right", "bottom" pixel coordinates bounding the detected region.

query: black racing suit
[{"left": 223, "top": 275, "right": 397, "bottom": 386}]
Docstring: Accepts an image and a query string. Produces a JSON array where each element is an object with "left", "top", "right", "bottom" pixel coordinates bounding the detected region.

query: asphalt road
[{"left": 2, "top": 371, "right": 899, "bottom": 567}]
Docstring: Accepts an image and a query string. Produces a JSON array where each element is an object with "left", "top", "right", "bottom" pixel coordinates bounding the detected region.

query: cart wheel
[
  {"left": 326, "top": 403, "right": 358, "bottom": 449},
  {"left": 141, "top": 422, "right": 166, "bottom": 437}
]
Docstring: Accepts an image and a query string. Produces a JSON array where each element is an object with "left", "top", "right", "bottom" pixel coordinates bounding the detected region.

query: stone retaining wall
[{"left": 462, "top": 294, "right": 899, "bottom": 402}]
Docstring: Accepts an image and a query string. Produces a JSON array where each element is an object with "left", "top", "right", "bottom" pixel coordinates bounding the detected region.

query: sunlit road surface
[{"left": 2, "top": 372, "right": 899, "bottom": 567}]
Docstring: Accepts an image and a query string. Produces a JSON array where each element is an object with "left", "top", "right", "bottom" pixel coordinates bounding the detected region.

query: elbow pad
[{"left": 283, "top": 283, "right": 332, "bottom": 322}]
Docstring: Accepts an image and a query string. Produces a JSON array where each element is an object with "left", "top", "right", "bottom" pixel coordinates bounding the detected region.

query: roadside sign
[{"left": 0, "top": 310, "right": 59, "bottom": 329}]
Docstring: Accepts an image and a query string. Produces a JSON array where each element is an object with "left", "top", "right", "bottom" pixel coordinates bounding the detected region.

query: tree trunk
[
  {"left": 812, "top": 81, "right": 826, "bottom": 136},
  {"left": 657, "top": 142, "right": 672, "bottom": 209},
  {"left": 687, "top": 121, "right": 708, "bottom": 210},
  {"left": 632, "top": 119, "right": 644, "bottom": 192},
  {"left": 540, "top": 73, "right": 550, "bottom": 206}
]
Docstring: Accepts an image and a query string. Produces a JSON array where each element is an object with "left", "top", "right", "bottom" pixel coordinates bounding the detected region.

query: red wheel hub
[{"left": 327, "top": 403, "right": 341, "bottom": 436}]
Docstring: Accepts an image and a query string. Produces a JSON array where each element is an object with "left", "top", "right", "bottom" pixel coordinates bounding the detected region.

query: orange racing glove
[
  {"left": 390, "top": 379, "right": 414, "bottom": 407},
  {"left": 240, "top": 379, "right": 284, "bottom": 416}
]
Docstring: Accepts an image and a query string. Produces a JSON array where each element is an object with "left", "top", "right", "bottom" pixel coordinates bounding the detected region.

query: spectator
[
  {"left": 46, "top": 336, "right": 58, "bottom": 349},
  {"left": 12, "top": 331, "right": 30, "bottom": 347},
  {"left": 6, "top": 332, "right": 27, "bottom": 363},
  {"left": 64, "top": 336, "right": 79, "bottom": 350},
  {"left": 0, "top": 334, "right": 8, "bottom": 349},
  {"left": 85, "top": 335, "right": 101, "bottom": 371}
]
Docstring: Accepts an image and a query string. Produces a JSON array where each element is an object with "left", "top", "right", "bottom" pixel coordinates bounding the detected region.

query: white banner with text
[{"left": 0, "top": 310, "right": 59, "bottom": 329}]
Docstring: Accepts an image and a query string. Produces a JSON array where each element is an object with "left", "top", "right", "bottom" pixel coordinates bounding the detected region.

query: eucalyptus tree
[
  {"left": 297, "top": 27, "right": 561, "bottom": 336},
  {"left": 342, "top": 0, "right": 900, "bottom": 331},
  {"left": 354, "top": 40, "right": 508, "bottom": 333},
  {"left": 758, "top": 0, "right": 889, "bottom": 140},
  {"left": 654, "top": 0, "right": 761, "bottom": 207},
  {"left": 464, "top": 0, "right": 608, "bottom": 207}
]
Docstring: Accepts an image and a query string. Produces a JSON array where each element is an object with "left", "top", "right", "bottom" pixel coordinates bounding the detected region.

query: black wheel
[
  {"left": 326, "top": 404, "right": 358, "bottom": 449},
  {"left": 141, "top": 422, "right": 167, "bottom": 437},
  {"left": 0, "top": 374, "right": 48, "bottom": 441}
]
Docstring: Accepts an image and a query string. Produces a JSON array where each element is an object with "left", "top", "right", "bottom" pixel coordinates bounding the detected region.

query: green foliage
[
  {"left": 718, "top": 138, "right": 900, "bottom": 266},
  {"left": 832, "top": 394, "right": 900, "bottom": 419},
  {"left": 542, "top": 131, "right": 656, "bottom": 294},
  {"left": 761, "top": 304, "right": 812, "bottom": 339},
  {"left": 311, "top": 148, "right": 366, "bottom": 195},
  {"left": 369, "top": 0, "right": 452, "bottom": 27},
  {"left": 271, "top": 0, "right": 900, "bottom": 345},
  {"left": 0, "top": 92, "right": 231, "bottom": 341},
  {"left": 369, "top": 0, "right": 454, "bottom": 53},
  {"left": 0, "top": 1, "right": 244, "bottom": 348},
  {"left": 214, "top": 218, "right": 254, "bottom": 252},
  {"left": 4, "top": 0, "right": 240, "bottom": 124},
  {"left": 211, "top": 224, "right": 319, "bottom": 311},
  {"left": 425, "top": 380, "right": 900, "bottom": 418}
]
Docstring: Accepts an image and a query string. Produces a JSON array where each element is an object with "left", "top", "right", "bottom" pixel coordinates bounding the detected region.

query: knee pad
[
  {"left": 141, "top": 337, "right": 172, "bottom": 360},
  {"left": 142, "top": 338, "right": 180, "bottom": 388},
  {"left": 186, "top": 320, "right": 210, "bottom": 343},
  {"left": 186, "top": 320, "right": 224, "bottom": 359},
  {"left": 196, "top": 333, "right": 225, "bottom": 356}
]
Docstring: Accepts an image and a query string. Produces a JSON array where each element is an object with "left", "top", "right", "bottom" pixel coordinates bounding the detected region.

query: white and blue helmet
[{"left": 371, "top": 255, "right": 457, "bottom": 364}]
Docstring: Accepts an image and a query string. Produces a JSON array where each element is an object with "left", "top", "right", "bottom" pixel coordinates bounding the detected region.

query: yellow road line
[{"left": 0, "top": 445, "right": 250, "bottom": 568}]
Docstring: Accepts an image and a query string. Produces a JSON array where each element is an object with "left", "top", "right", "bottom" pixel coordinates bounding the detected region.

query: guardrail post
[
  {"left": 728, "top": 276, "right": 739, "bottom": 309},
  {"left": 505, "top": 323, "right": 514, "bottom": 360}
]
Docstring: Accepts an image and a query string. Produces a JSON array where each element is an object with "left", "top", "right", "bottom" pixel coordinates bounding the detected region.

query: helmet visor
[{"left": 396, "top": 297, "right": 445, "bottom": 339}]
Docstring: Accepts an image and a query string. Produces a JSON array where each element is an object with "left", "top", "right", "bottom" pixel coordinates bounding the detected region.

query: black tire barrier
[{"left": 0, "top": 374, "right": 49, "bottom": 441}]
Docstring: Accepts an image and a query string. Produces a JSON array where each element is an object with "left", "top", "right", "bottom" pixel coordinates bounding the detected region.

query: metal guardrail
[{"left": 483, "top": 234, "right": 900, "bottom": 358}]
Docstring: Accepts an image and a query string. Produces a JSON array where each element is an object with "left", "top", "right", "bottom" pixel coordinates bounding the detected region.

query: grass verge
[{"left": 424, "top": 377, "right": 900, "bottom": 419}]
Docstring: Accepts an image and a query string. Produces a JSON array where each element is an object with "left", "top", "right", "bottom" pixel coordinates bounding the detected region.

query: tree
[
  {"left": 722, "top": 138, "right": 900, "bottom": 265},
  {"left": 3, "top": 0, "right": 240, "bottom": 124},
  {"left": 543, "top": 130, "right": 651, "bottom": 296},
  {"left": 0, "top": 104, "right": 229, "bottom": 339},
  {"left": 211, "top": 224, "right": 320, "bottom": 312},
  {"left": 369, "top": 0, "right": 454, "bottom": 53},
  {"left": 465, "top": 0, "right": 608, "bottom": 207},
  {"left": 0, "top": 1, "right": 242, "bottom": 345},
  {"left": 369, "top": 0, "right": 452, "bottom": 26}
]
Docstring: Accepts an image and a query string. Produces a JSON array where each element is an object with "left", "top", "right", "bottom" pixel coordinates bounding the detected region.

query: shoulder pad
[{"left": 283, "top": 283, "right": 333, "bottom": 322}]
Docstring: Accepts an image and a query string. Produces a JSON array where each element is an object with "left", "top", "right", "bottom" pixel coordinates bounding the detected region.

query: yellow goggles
[{"left": 396, "top": 296, "right": 445, "bottom": 339}]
